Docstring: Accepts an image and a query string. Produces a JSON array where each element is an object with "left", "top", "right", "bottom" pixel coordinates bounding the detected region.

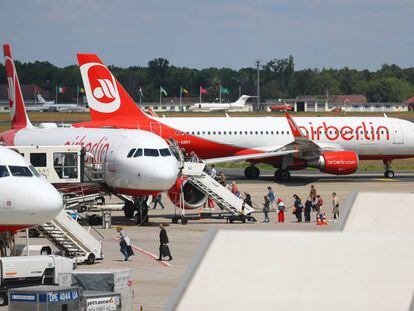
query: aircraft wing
[{"left": 205, "top": 149, "right": 296, "bottom": 165}]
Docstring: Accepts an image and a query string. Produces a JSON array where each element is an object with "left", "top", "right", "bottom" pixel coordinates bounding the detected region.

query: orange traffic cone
[
  {"left": 316, "top": 214, "right": 323, "bottom": 225},
  {"left": 322, "top": 212, "right": 328, "bottom": 225}
]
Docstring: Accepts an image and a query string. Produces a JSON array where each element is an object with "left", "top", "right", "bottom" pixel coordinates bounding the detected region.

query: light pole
[{"left": 255, "top": 59, "right": 262, "bottom": 111}]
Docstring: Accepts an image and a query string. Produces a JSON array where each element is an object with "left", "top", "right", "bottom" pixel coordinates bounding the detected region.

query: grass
[{"left": 1, "top": 112, "right": 414, "bottom": 171}]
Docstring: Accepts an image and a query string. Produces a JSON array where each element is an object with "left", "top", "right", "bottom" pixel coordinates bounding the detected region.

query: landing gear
[
  {"left": 0, "top": 292, "right": 7, "bottom": 306},
  {"left": 122, "top": 196, "right": 149, "bottom": 225},
  {"left": 244, "top": 165, "right": 260, "bottom": 179},
  {"left": 383, "top": 160, "right": 395, "bottom": 178},
  {"left": 123, "top": 201, "right": 135, "bottom": 218},
  {"left": 274, "top": 169, "right": 291, "bottom": 181}
]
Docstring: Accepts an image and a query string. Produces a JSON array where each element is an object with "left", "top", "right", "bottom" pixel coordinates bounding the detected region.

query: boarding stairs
[
  {"left": 37, "top": 210, "right": 104, "bottom": 264},
  {"left": 182, "top": 162, "right": 255, "bottom": 217}
]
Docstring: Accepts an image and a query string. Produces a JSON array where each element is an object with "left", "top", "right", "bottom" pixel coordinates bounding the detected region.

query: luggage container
[
  {"left": 59, "top": 269, "right": 133, "bottom": 311},
  {"left": 8, "top": 285, "right": 80, "bottom": 311}
]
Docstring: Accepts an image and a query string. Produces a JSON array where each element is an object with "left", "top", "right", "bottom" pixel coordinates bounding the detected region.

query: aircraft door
[
  {"left": 391, "top": 121, "right": 404, "bottom": 144},
  {"left": 150, "top": 122, "right": 162, "bottom": 137}
]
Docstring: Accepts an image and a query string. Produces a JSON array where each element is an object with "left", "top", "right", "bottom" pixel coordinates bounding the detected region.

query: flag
[
  {"left": 200, "top": 86, "right": 208, "bottom": 94},
  {"left": 139, "top": 86, "right": 144, "bottom": 96},
  {"left": 160, "top": 86, "right": 168, "bottom": 96},
  {"left": 220, "top": 86, "right": 230, "bottom": 94},
  {"left": 181, "top": 86, "right": 189, "bottom": 95},
  {"left": 58, "top": 86, "right": 66, "bottom": 94}
]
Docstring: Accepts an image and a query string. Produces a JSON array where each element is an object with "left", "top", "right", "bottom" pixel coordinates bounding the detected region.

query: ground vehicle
[{"left": 0, "top": 255, "right": 75, "bottom": 306}]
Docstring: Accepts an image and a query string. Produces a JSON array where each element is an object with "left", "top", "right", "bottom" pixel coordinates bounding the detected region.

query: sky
[{"left": 0, "top": 0, "right": 413, "bottom": 70}]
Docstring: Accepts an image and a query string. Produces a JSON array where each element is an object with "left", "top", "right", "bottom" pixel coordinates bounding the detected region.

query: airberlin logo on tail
[
  {"left": 4, "top": 56, "right": 16, "bottom": 120},
  {"left": 80, "top": 62, "right": 120, "bottom": 113}
]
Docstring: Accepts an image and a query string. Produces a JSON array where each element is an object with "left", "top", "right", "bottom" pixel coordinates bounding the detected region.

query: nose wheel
[
  {"left": 244, "top": 166, "right": 260, "bottom": 179},
  {"left": 384, "top": 170, "right": 394, "bottom": 178},
  {"left": 274, "top": 169, "right": 291, "bottom": 181},
  {"left": 383, "top": 160, "right": 395, "bottom": 178}
]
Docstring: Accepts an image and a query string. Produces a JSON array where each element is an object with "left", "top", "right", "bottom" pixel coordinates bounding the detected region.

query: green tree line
[{"left": 1, "top": 56, "right": 413, "bottom": 103}]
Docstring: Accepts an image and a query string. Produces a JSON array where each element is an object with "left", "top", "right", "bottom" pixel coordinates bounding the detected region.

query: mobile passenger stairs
[
  {"left": 174, "top": 162, "right": 257, "bottom": 224},
  {"left": 9, "top": 145, "right": 105, "bottom": 264}
]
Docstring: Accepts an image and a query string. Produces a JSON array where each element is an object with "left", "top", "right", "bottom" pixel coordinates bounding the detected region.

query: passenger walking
[
  {"left": 315, "top": 194, "right": 323, "bottom": 221},
  {"left": 262, "top": 195, "right": 270, "bottom": 223},
  {"left": 292, "top": 194, "right": 303, "bottom": 222},
  {"left": 243, "top": 192, "right": 252, "bottom": 207},
  {"left": 267, "top": 187, "right": 276, "bottom": 209},
  {"left": 304, "top": 197, "right": 313, "bottom": 222},
  {"left": 231, "top": 182, "right": 241, "bottom": 197},
  {"left": 152, "top": 193, "right": 165, "bottom": 209},
  {"left": 157, "top": 224, "right": 173, "bottom": 261},
  {"left": 218, "top": 172, "right": 226, "bottom": 186},
  {"left": 331, "top": 192, "right": 340, "bottom": 221},
  {"left": 190, "top": 151, "right": 198, "bottom": 163},
  {"left": 277, "top": 198, "right": 285, "bottom": 223},
  {"left": 207, "top": 196, "right": 215, "bottom": 210},
  {"left": 210, "top": 165, "right": 217, "bottom": 179},
  {"left": 116, "top": 227, "right": 134, "bottom": 261},
  {"left": 309, "top": 184, "right": 317, "bottom": 211}
]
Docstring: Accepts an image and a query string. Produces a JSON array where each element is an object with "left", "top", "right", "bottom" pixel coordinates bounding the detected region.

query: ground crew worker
[{"left": 331, "top": 192, "right": 340, "bottom": 221}]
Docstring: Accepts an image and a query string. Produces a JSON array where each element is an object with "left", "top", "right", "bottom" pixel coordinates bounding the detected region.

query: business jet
[
  {"left": 26, "top": 93, "right": 89, "bottom": 113},
  {"left": 1, "top": 44, "right": 182, "bottom": 222},
  {"left": 73, "top": 53, "right": 414, "bottom": 183},
  {"left": 188, "top": 95, "right": 252, "bottom": 112},
  {"left": 0, "top": 146, "right": 63, "bottom": 234}
]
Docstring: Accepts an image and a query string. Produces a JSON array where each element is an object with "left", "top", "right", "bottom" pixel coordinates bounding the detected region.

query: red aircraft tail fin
[
  {"left": 77, "top": 54, "right": 150, "bottom": 122},
  {"left": 3, "top": 44, "right": 32, "bottom": 129},
  {"left": 285, "top": 112, "right": 304, "bottom": 138}
]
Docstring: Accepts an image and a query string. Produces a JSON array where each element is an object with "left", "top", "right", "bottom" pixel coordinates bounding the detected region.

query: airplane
[
  {"left": 0, "top": 44, "right": 181, "bottom": 222},
  {"left": 188, "top": 95, "right": 252, "bottom": 112},
  {"left": 73, "top": 53, "right": 414, "bottom": 183},
  {"left": 26, "top": 93, "right": 89, "bottom": 113},
  {"left": 0, "top": 145, "right": 63, "bottom": 234}
]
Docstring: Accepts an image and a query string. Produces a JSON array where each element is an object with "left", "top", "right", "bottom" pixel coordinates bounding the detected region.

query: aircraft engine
[
  {"left": 308, "top": 151, "right": 359, "bottom": 175},
  {"left": 167, "top": 177, "right": 208, "bottom": 209}
]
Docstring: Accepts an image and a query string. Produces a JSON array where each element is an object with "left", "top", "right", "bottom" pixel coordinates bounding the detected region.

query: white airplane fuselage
[
  {"left": 0, "top": 146, "right": 63, "bottom": 232},
  {"left": 2, "top": 127, "right": 179, "bottom": 195},
  {"left": 153, "top": 116, "right": 414, "bottom": 159}
]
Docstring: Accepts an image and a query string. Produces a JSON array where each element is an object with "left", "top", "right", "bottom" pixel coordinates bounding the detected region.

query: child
[{"left": 277, "top": 198, "right": 285, "bottom": 223}]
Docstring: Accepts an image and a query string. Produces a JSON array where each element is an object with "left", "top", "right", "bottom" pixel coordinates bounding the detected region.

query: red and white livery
[{"left": 74, "top": 53, "right": 414, "bottom": 180}]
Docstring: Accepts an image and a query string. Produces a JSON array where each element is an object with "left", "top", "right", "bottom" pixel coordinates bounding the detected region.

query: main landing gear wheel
[
  {"left": 274, "top": 169, "right": 291, "bottom": 181},
  {"left": 384, "top": 170, "right": 395, "bottom": 178},
  {"left": 0, "top": 293, "right": 7, "bottom": 306},
  {"left": 244, "top": 166, "right": 260, "bottom": 179},
  {"left": 123, "top": 201, "right": 135, "bottom": 218}
]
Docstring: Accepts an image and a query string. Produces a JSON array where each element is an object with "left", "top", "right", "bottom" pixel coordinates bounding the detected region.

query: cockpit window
[
  {"left": 0, "top": 165, "right": 10, "bottom": 178},
  {"left": 29, "top": 165, "right": 41, "bottom": 177},
  {"left": 9, "top": 166, "right": 33, "bottom": 177},
  {"left": 159, "top": 148, "right": 171, "bottom": 157},
  {"left": 133, "top": 149, "right": 143, "bottom": 157},
  {"left": 127, "top": 149, "right": 136, "bottom": 158},
  {"left": 144, "top": 149, "right": 159, "bottom": 157}
]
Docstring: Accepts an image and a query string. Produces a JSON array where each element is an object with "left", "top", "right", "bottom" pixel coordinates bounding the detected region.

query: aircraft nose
[
  {"left": 143, "top": 159, "right": 179, "bottom": 190},
  {"left": 29, "top": 180, "right": 64, "bottom": 221}
]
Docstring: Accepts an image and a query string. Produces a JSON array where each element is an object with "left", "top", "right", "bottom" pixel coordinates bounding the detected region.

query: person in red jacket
[{"left": 277, "top": 198, "right": 286, "bottom": 223}]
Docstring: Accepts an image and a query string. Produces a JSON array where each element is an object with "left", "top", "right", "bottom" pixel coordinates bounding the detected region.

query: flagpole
[
  {"left": 55, "top": 85, "right": 58, "bottom": 104},
  {"left": 219, "top": 85, "right": 222, "bottom": 103},
  {"left": 34, "top": 85, "right": 37, "bottom": 106},
  {"left": 139, "top": 86, "right": 142, "bottom": 106},
  {"left": 76, "top": 86, "right": 79, "bottom": 106},
  {"left": 160, "top": 87, "right": 162, "bottom": 104},
  {"left": 199, "top": 86, "right": 201, "bottom": 103},
  {"left": 179, "top": 86, "right": 182, "bottom": 111}
]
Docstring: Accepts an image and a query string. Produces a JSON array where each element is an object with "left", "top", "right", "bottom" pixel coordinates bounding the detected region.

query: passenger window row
[
  {"left": 127, "top": 148, "right": 172, "bottom": 158},
  {"left": 175, "top": 130, "right": 291, "bottom": 136}
]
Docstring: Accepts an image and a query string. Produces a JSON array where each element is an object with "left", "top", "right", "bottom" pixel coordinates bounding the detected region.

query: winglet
[{"left": 285, "top": 112, "right": 304, "bottom": 137}]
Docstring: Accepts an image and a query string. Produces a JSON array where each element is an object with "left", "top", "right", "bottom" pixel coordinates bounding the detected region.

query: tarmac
[{"left": 7, "top": 171, "right": 414, "bottom": 311}]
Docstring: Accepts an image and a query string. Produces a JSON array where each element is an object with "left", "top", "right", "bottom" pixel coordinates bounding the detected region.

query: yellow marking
[{"left": 374, "top": 178, "right": 400, "bottom": 182}]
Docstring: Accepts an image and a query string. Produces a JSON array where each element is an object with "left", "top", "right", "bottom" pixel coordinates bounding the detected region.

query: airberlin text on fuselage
[
  {"left": 298, "top": 121, "right": 390, "bottom": 141},
  {"left": 64, "top": 135, "right": 110, "bottom": 163}
]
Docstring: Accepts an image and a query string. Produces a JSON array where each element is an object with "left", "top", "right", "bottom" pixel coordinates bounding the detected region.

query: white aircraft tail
[
  {"left": 232, "top": 95, "right": 250, "bottom": 106},
  {"left": 37, "top": 93, "right": 54, "bottom": 105}
]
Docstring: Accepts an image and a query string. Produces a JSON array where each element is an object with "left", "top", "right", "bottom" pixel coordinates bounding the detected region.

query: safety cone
[
  {"left": 322, "top": 212, "right": 328, "bottom": 225},
  {"left": 316, "top": 214, "right": 323, "bottom": 225}
]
